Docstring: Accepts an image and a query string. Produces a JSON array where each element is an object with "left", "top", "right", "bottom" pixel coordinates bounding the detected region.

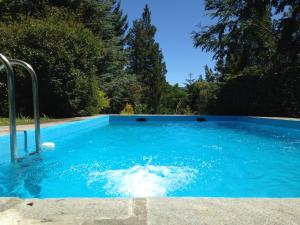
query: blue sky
[{"left": 121, "top": 0, "right": 215, "bottom": 85}]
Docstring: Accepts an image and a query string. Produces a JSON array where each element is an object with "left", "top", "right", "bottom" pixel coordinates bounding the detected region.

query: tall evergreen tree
[
  {"left": 112, "top": 1, "right": 128, "bottom": 45},
  {"left": 204, "top": 65, "right": 216, "bottom": 82},
  {"left": 127, "top": 5, "right": 167, "bottom": 113},
  {"left": 193, "top": 0, "right": 276, "bottom": 79},
  {"left": 97, "top": 0, "right": 138, "bottom": 113},
  {"left": 272, "top": 0, "right": 300, "bottom": 67},
  {"left": 268, "top": 0, "right": 300, "bottom": 116}
]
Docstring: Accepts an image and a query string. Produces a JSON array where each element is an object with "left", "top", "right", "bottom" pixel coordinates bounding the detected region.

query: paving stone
[
  {"left": 1, "top": 198, "right": 299, "bottom": 225},
  {"left": 147, "top": 198, "right": 300, "bottom": 225}
]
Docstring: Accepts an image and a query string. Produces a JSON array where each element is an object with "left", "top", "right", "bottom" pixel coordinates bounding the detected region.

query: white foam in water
[
  {"left": 88, "top": 165, "right": 197, "bottom": 197},
  {"left": 143, "top": 156, "right": 152, "bottom": 165},
  {"left": 41, "top": 142, "right": 55, "bottom": 150}
]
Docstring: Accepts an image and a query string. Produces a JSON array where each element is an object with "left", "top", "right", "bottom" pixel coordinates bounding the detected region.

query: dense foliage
[
  {"left": 193, "top": 0, "right": 300, "bottom": 117},
  {"left": 0, "top": 0, "right": 134, "bottom": 116},
  {"left": 0, "top": 0, "right": 299, "bottom": 117},
  {"left": 0, "top": 14, "right": 106, "bottom": 117}
]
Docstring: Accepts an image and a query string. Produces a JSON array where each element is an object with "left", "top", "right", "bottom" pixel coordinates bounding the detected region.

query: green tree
[
  {"left": 0, "top": 0, "right": 118, "bottom": 39},
  {"left": 0, "top": 15, "right": 106, "bottom": 117},
  {"left": 204, "top": 65, "right": 216, "bottom": 82},
  {"left": 272, "top": 0, "right": 300, "bottom": 66},
  {"left": 185, "top": 77, "right": 219, "bottom": 114},
  {"left": 98, "top": 1, "right": 139, "bottom": 113},
  {"left": 193, "top": 0, "right": 276, "bottom": 79},
  {"left": 159, "top": 84, "right": 188, "bottom": 114},
  {"left": 127, "top": 5, "right": 167, "bottom": 113},
  {"left": 192, "top": 0, "right": 300, "bottom": 117},
  {"left": 267, "top": 0, "right": 300, "bottom": 116},
  {"left": 0, "top": 0, "right": 133, "bottom": 114}
]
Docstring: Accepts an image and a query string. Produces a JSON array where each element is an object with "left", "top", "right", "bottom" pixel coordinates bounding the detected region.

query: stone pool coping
[
  {"left": 0, "top": 115, "right": 102, "bottom": 136},
  {"left": 0, "top": 198, "right": 299, "bottom": 225}
]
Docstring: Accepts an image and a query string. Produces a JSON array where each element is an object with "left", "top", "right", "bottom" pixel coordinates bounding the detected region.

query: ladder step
[{"left": 18, "top": 130, "right": 28, "bottom": 153}]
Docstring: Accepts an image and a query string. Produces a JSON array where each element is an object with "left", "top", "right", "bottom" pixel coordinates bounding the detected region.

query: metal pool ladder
[{"left": 0, "top": 54, "right": 41, "bottom": 162}]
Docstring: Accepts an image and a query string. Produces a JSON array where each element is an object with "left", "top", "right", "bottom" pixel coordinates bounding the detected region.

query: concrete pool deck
[
  {"left": 0, "top": 198, "right": 299, "bottom": 225},
  {"left": 0, "top": 115, "right": 102, "bottom": 136}
]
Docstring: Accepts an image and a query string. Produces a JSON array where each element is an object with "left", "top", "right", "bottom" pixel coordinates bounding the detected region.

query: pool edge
[
  {"left": 0, "top": 197, "right": 299, "bottom": 224},
  {"left": 1, "top": 115, "right": 299, "bottom": 137}
]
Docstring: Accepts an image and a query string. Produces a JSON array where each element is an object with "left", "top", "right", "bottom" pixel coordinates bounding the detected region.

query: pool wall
[
  {"left": 109, "top": 115, "right": 300, "bottom": 129},
  {"left": 1, "top": 115, "right": 299, "bottom": 139}
]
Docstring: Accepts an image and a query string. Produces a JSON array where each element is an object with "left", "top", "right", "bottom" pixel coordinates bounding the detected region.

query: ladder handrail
[
  {"left": 0, "top": 55, "right": 41, "bottom": 161},
  {"left": 0, "top": 54, "right": 17, "bottom": 162},
  {"left": 10, "top": 59, "right": 41, "bottom": 153}
]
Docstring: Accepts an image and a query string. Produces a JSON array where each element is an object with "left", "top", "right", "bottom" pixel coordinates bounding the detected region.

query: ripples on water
[{"left": 0, "top": 120, "right": 299, "bottom": 198}]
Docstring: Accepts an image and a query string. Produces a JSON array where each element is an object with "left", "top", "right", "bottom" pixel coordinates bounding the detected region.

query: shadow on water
[{"left": 0, "top": 154, "right": 46, "bottom": 198}]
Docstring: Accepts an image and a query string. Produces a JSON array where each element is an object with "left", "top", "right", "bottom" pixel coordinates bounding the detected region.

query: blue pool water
[{"left": 0, "top": 116, "right": 300, "bottom": 198}]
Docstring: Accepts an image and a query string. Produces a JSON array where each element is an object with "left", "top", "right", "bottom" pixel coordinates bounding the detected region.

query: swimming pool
[{"left": 0, "top": 115, "right": 299, "bottom": 198}]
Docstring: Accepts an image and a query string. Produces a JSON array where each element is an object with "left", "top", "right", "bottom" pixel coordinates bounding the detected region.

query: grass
[{"left": 0, "top": 115, "right": 62, "bottom": 126}]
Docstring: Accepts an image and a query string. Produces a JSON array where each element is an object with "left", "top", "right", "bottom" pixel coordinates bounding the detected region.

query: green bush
[
  {"left": 120, "top": 103, "right": 134, "bottom": 114},
  {"left": 187, "top": 81, "right": 219, "bottom": 114},
  {"left": 97, "top": 89, "right": 110, "bottom": 113},
  {"left": 256, "top": 70, "right": 300, "bottom": 117},
  {"left": 216, "top": 75, "right": 260, "bottom": 115},
  {"left": 159, "top": 84, "right": 188, "bottom": 114},
  {"left": 0, "top": 15, "right": 107, "bottom": 117},
  {"left": 216, "top": 71, "right": 300, "bottom": 117}
]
